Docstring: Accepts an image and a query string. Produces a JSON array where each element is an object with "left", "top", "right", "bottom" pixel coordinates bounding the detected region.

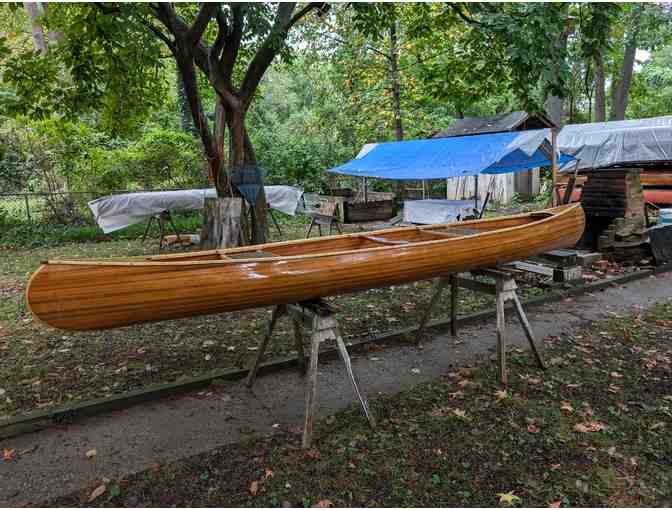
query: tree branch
[
  {"left": 93, "top": 2, "right": 121, "bottom": 15},
  {"left": 240, "top": 2, "right": 323, "bottom": 104},
  {"left": 219, "top": 4, "right": 245, "bottom": 80},
  {"left": 140, "top": 18, "right": 175, "bottom": 51},
  {"left": 187, "top": 3, "right": 219, "bottom": 46}
]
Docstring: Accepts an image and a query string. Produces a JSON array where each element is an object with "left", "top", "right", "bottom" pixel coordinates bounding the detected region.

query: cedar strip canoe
[{"left": 26, "top": 204, "right": 585, "bottom": 331}]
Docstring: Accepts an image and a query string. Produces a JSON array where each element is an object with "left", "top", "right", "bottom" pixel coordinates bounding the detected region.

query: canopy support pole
[
  {"left": 474, "top": 175, "right": 479, "bottom": 211},
  {"left": 551, "top": 128, "right": 559, "bottom": 206}
]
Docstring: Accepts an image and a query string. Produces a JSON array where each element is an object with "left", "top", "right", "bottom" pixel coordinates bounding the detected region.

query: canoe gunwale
[{"left": 41, "top": 204, "right": 583, "bottom": 267}]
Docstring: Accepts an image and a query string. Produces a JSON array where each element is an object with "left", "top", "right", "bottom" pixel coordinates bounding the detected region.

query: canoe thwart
[{"left": 361, "top": 235, "right": 410, "bottom": 245}]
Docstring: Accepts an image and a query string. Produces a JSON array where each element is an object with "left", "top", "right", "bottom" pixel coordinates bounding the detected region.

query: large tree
[{"left": 2, "top": 2, "right": 330, "bottom": 246}]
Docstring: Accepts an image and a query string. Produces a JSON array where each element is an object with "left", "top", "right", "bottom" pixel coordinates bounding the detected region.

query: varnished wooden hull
[{"left": 26, "top": 204, "right": 585, "bottom": 331}]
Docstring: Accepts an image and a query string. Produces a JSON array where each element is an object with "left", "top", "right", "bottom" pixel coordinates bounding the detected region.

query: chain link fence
[{"left": 0, "top": 189, "right": 195, "bottom": 228}]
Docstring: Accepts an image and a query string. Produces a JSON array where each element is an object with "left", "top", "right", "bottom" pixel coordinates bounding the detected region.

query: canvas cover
[
  {"left": 89, "top": 186, "right": 303, "bottom": 233},
  {"left": 558, "top": 116, "right": 672, "bottom": 172},
  {"left": 403, "top": 199, "right": 475, "bottom": 224},
  {"left": 327, "top": 129, "right": 573, "bottom": 180}
]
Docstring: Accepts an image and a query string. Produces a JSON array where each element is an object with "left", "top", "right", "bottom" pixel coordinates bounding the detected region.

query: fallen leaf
[
  {"left": 313, "top": 500, "right": 333, "bottom": 508},
  {"left": 249, "top": 480, "right": 259, "bottom": 496},
  {"left": 560, "top": 401, "right": 574, "bottom": 414},
  {"left": 574, "top": 421, "right": 606, "bottom": 433},
  {"left": 497, "top": 491, "right": 521, "bottom": 505},
  {"left": 452, "top": 409, "right": 468, "bottom": 419},
  {"left": 2, "top": 449, "right": 16, "bottom": 461},
  {"left": 85, "top": 449, "right": 97, "bottom": 459},
  {"left": 88, "top": 484, "right": 106, "bottom": 503},
  {"left": 527, "top": 423, "right": 540, "bottom": 434},
  {"left": 608, "top": 384, "right": 622, "bottom": 393},
  {"left": 495, "top": 389, "right": 508, "bottom": 401}
]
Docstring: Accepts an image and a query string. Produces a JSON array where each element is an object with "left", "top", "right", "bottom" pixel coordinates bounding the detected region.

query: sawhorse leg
[
  {"left": 142, "top": 216, "right": 155, "bottom": 242},
  {"left": 268, "top": 208, "right": 283, "bottom": 236},
  {"left": 245, "top": 300, "right": 374, "bottom": 448},
  {"left": 305, "top": 217, "right": 317, "bottom": 238},
  {"left": 493, "top": 273, "right": 546, "bottom": 386},
  {"left": 416, "top": 274, "right": 457, "bottom": 344},
  {"left": 246, "top": 305, "right": 286, "bottom": 387},
  {"left": 301, "top": 309, "right": 375, "bottom": 447}
]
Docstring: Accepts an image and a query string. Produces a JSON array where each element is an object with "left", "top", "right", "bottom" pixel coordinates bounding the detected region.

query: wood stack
[{"left": 580, "top": 169, "right": 650, "bottom": 261}]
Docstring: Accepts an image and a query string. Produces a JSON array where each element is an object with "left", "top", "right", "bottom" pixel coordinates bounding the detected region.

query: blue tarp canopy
[{"left": 327, "top": 129, "right": 574, "bottom": 180}]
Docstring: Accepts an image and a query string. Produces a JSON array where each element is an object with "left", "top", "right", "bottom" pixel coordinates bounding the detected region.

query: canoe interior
[{"left": 142, "top": 210, "right": 556, "bottom": 262}]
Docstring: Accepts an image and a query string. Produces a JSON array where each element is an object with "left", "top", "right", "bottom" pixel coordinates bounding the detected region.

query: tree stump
[{"left": 200, "top": 197, "right": 243, "bottom": 249}]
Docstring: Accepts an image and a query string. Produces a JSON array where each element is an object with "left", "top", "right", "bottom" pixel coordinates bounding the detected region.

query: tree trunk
[
  {"left": 24, "top": 2, "right": 47, "bottom": 53},
  {"left": 176, "top": 70, "right": 197, "bottom": 136},
  {"left": 545, "top": 9, "right": 573, "bottom": 127},
  {"left": 200, "top": 197, "right": 243, "bottom": 249},
  {"left": 610, "top": 6, "right": 642, "bottom": 121},
  {"left": 610, "top": 42, "right": 637, "bottom": 120},
  {"left": 225, "top": 104, "right": 267, "bottom": 245},
  {"left": 594, "top": 56, "right": 606, "bottom": 122},
  {"left": 389, "top": 21, "right": 404, "bottom": 202}
]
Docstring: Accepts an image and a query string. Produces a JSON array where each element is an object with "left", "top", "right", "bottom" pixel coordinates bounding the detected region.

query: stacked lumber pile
[{"left": 580, "top": 169, "right": 650, "bottom": 261}]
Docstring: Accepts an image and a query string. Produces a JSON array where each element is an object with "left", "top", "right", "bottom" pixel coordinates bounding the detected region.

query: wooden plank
[{"left": 507, "top": 261, "right": 554, "bottom": 277}]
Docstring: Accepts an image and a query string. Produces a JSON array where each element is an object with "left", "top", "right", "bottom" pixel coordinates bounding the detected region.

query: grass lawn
[{"left": 51, "top": 300, "right": 672, "bottom": 507}]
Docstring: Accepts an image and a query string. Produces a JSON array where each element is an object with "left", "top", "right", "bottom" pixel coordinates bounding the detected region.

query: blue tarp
[{"left": 327, "top": 129, "right": 574, "bottom": 180}]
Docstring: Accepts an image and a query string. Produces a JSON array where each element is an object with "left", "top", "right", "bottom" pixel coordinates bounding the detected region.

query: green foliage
[
  {"left": 97, "top": 129, "right": 207, "bottom": 191},
  {"left": 628, "top": 44, "right": 672, "bottom": 118},
  {"left": 0, "top": 3, "right": 169, "bottom": 137},
  {"left": 0, "top": 211, "right": 202, "bottom": 249}
]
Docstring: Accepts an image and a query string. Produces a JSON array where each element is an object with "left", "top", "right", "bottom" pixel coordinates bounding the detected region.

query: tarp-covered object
[
  {"left": 327, "top": 129, "right": 572, "bottom": 180},
  {"left": 89, "top": 186, "right": 303, "bottom": 233},
  {"left": 403, "top": 199, "right": 475, "bottom": 224},
  {"left": 558, "top": 116, "right": 672, "bottom": 172}
]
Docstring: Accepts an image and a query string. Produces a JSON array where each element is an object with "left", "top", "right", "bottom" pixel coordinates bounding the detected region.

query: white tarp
[
  {"left": 89, "top": 186, "right": 303, "bottom": 233},
  {"left": 558, "top": 116, "right": 672, "bottom": 172},
  {"left": 403, "top": 199, "right": 475, "bottom": 224}
]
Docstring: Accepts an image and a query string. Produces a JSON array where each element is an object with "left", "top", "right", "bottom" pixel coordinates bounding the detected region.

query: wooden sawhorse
[
  {"left": 416, "top": 268, "right": 546, "bottom": 387},
  {"left": 142, "top": 210, "right": 181, "bottom": 251},
  {"left": 246, "top": 300, "right": 376, "bottom": 447}
]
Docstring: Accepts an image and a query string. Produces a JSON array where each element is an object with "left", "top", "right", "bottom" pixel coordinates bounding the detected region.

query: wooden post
[
  {"left": 363, "top": 177, "right": 368, "bottom": 204},
  {"left": 292, "top": 317, "right": 306, "bottom": 374},
  {"left": 474, "top": 175, "right": 479, "bottom": 211},
  {"left": 415, "top": 276, "right": 449, "bottom": 344},
  {"left": 495, "top": 278, "right": 507, "bottom": 387},
  {"left": 551, "top": 128, "right": 559, "bottom": 206},
  {"left": 450, "top": 275, "right": 458, "bottom": 337},
  {"left": 303, "top": 326, "right": 322, "bottom": 448}
]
